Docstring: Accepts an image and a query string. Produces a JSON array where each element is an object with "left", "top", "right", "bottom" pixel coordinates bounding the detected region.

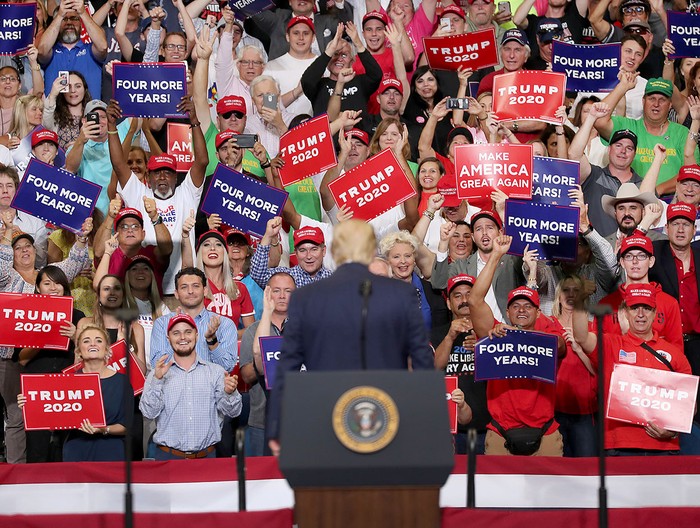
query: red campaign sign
[
  {"left": 167, "top": 123, "right": 194, "bottom": 173},
  {"left": 423, "top": 28, "right": 499, "bottom": 71},
  {"left": 606, "top": 364, "right": 699, "bottom": 434},
  {"left": 327, "top": 148, "right": 417, "bottom": 221},
  {"left": 445, "top": 376, "right": 458, "bottom": 434},
  {"left": 278, "top": 114, "right": 337, "bottom": 187},
  {"left": 454, "top": 144, "right": 533, "bottom": 202},
  {"left": 21, "top": 373, "right": 106, "bottom": 431},
  {"left": 0, "top": 293, "right": 73, "bottom": 350},
  {"left": 62, "top": 340, "right": 144, "bottom": 396},
  {"left": 492, "top": 70, "right": 567, "bottom": 124}
]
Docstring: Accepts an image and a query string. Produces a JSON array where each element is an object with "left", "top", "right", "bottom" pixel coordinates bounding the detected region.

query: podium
[{"left": 279, "top": 370, "right": 454, "bottom": 528}]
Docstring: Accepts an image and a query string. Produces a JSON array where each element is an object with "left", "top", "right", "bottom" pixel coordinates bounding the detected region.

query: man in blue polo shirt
[{"left": 36, "top": 0, "right": 107, "bottom": 97}]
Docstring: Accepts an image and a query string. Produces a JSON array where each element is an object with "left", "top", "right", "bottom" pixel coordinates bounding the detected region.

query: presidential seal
[{"left": 332, "top": 386, "right": 399, "bottom": 453}]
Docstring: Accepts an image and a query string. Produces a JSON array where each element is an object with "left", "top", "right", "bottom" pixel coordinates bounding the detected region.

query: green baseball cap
[{"left": 644, "top": 78, "right": 673, "bottom": 98}]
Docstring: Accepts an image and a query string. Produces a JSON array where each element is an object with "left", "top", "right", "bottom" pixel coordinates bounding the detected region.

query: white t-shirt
[
  {"left": 117, "top": 171, "right": 203, "bottom": 294},
  {"left": 264, "top": 53, "right": 317, "bottom": 117},
  {"left": 571, "top": 76, "right": 648, "bottom": 120}
]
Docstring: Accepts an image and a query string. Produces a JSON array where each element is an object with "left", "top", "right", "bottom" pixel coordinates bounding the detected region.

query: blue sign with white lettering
[
  {"left": 200, "top": 164, "right": 288, "bottom": 238},
  {"left": 531, "top": 156, "right": 580, "bottom": 206},
  {"left": 260, "top": 336, "right": 283, "bottom": 390},
  {"left": 0, "top": 3, "right": 36, "bottom": 55},
  {"left": 229, "top": 0, "right": 275, "bottom": 20},
  {"left": 551, "top": 41, "right": 620, "bottom": 92},
  {"left": 668, "top": 11, "right": 700, "bottom": 59},
  {"left": 504, "top": 199, "right": 579, "bottom": 261},
  {"left": 113, "top": 62, "right": 187, "bottom": 118},
  {"left": 12, "top": 159, "right": 101, "bottom": 233},
  {"left": 475, "top": 329, "right": 557, "bottom": 384}
]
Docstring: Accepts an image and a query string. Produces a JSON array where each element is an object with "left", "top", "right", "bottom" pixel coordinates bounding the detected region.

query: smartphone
[
  {"left": 446, "top": 98, "right": 470, "bottom": 110},
  {"left": 498, "top": 1, "right": 511, "bottom": 16},
  {"left": 58, "top": 70, "right": 70, "bottom": 93},
  {"left": 236, "top": 134, "right": 259, "bottom": 148},
  {"left": 440, "top": 17, "right": 451, "bottom": 31},
  {"left": 263, "top": 93, "right": 278, "bottom": 110},
  {"left": 86, "top": 111, "right": 100, "bottom": 126}
]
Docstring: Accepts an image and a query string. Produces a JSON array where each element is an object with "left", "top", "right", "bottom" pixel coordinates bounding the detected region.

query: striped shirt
[{"left": 250, "top": 244, "right": 332, "bottom": 289}]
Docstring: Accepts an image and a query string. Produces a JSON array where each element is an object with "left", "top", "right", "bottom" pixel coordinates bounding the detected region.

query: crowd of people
[{"left": 1, "top": 0, "right": 700, "bottom": 464}]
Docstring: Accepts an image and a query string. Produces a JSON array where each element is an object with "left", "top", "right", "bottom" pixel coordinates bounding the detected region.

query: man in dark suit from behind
[{"left": 267, "top": 219, "right": 434, "bottom": 455}]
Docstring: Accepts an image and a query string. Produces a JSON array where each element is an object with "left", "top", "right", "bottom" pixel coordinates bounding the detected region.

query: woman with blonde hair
[
  {"left": 9, "top": 94, "right": 43, "bottom": 142},
  {"left": 181, "top": 218, "right": 255, "bottom": 338}
]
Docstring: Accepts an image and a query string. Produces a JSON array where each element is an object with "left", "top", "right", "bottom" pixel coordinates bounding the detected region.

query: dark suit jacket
[
  {"left": 649, "top": 240, "right": 700, "bottom": 300},
  {"left": 251, "top": 7, "right": 353, "bottom": 60},
  {"left": 267, "top": 262, "right": 434, "bottom": 438}
]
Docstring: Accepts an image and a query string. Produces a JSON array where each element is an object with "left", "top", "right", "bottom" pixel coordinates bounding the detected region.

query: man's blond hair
[{"left": 331, "top": 220, "right": 377, "bottom": 266}]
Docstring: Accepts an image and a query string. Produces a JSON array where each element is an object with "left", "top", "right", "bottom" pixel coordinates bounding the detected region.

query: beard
[
  {"left": 60, "top": 28, "right": 80, "bottom": 45},
  {"left": 154, "top": 187, "right": 174, "bottom": 200},
  {"left": 173, "top": 346, "right": 195, "bottom": 357}
]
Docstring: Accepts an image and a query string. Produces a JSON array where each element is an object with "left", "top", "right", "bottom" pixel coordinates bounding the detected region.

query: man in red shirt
[
  {"left": 573, "top": 284, "right": 692, "bottom": 455},
  {"left": 600, "top": 233, "right": 683, "bottom": 349},
  {"left": 469, "top": 234, "right": 565, "bottom": 456}
]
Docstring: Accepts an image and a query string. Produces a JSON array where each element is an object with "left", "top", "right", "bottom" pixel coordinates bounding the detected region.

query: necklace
[{"left": 644, "top": 118, "right": 669, "bottom": 138}]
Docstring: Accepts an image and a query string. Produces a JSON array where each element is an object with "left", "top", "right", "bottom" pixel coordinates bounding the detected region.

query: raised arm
[
  {"left": 75, "top": 0, "right": 108, "bottom": 61},
  {"left": 568, "top": 103, "right": 611, "bottom": 182},
  {"left": 418, "top": 97, "right": 449, "bottom": 160},
  {"left": 588, "top": 0, "right": 614, "bottom": 42},
  {"left": 685, "top": 96, "right": 700, "bottom": 166},
  {"left": 106, "top": 100, "right": 132, "bottom": 189},
  {"left": 178, "top": 95, "right": 208, "bottom": 188},
  {"left": 513, "top": 0, "right": 535, "bottom": 28},
  {"left": 597, "top": 71, "right": 639, "bottom": 140},
  {"left": 469, "top": 235, "right": 512, "bottom": 338}
]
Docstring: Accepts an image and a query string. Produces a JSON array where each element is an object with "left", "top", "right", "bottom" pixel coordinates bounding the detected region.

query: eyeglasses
[
  {"left": 0, "top": 76, "right": 19, "bottom": 83},
  {"left": 118, "top": 223, "right": 142, "bottom": 231},
  {"left": 221, "top": 110, "right": 245, "bottom": 119},
  {"left": 238, "top": 59, "right": 264, "bottom": 67},
  {"left": 332, "top": 52, "right": 350, "bottom": 59},
  {"left": 622, "top": 5, "right": 646, "bottom": 14},
  {"left": 164, "top": 43, "right": 187, "bottom": 51},
  {"left": 622, "top": 253, "right": 649, "bottom": 261},
  {"left": 63, "top": 16, "right": 81, "bottom": 22}
]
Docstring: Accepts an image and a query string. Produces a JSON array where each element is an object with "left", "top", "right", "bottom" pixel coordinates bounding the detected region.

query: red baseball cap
[
  {"left": 113, "top": 207, "right": 143, "bottom": 230},
  {"left": 196, "top": 229, "right": 227, "bottom": 251},
  {"left": 215, "top": 129, "right": 239, "bottom": 149},
  {"left": 442, "top": 4, "right": 466, "bottom": 19},
  {"left": 470, "top": 209, "right": 502, "bottom": 230},
  {"left": 31, "top": 129, "right": 59, "bottom": 148},
  {"left": 437, "top": 175, "right": 462, "bottom": 208},
  {"left": 624, "top": 283, "right": 656, "bottom": 309},
  {"left": 167, "top": 313, "right": 198, "bottom": 333},
  {"left": 293, "top": 226, "right": 324, "bottom": 246},
  {"left": 447, "top": 274, "right": 475, "bottom": 295},
  {"left": 126, "top": 253, "right": 155, "bottom": 271},
  {"left": 287, "top": 15, "right": 315, "bottom": 32},
  {"left": 678, "top": 165, "right": 700, "bottom": 183},
  {"left": 379, "top": 78, "right": 403, "bottom": 96},
  {"left": 147, "top": 154, "right": 177, "bottom": 172},
  {"left": 223, "top": 226, "right": 252, "bottom": 246},
  {"left": 507, "top": 287, "right": 540, "bottom": 308},
  {"left": 216, "top": 95, "right": 247, "bottom": 116},
  {"left": 619, "top": 234, "right": 653, "bottom": 256},
  {"left": 363, "top": 10, "right": 389, "bottom": 26},
  {"left": 345, "top": 128, "right": 370, "bottom": 146},
  {"left": 666, "top": 202, "right": 696, "bottom": 224}
]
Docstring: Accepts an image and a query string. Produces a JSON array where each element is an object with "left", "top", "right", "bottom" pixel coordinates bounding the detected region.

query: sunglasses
[
  {"left": 622, "top": 5, "right": 646, "bottom": 14},
  {"left": 626, "top": 26, "right": 650, "bottom": 35},
  {"left": 221, "top": 111, "right": 245, "bottom": 119}
]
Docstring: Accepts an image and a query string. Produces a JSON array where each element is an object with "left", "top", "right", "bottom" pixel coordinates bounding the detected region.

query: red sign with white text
[
  {"left": 454, "top": 144, "right": 533, "bottom": 202},
  {"left": 0, "top": 293, "right": 73, "bottom": 350},
  {"left": 606, "top": 364, "right": 699, "bottom": 434},
  {"left": 21, "top": 373, "right": 106, "bottom": 431},
  {"left": 328, "top": 148, "right": 416, "bottom": 221},
  {"left": 445, "top": 376, "right": 458, "bottom": 434},
  {"left": 167, "top": 123, "right": 194, "bottom": 172},
  {"left": 63, "top": 340, "right": 144, "bottom": 395},
  {"left": 278, "top": 114, "right": 337, "bottom": 187},
  {"left": 492, "top": 70, "right": 566, "bottom": 123},
  {"left": 423, "top": 29, "right": 499, "bottom": 71}
]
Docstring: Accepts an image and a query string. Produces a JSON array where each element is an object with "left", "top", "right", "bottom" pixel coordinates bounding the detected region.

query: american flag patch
[{"left": 619, "top": 349, "right": 637, "bottom": 364}]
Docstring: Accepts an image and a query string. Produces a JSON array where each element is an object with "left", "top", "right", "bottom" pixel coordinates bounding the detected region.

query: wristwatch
[
  {"left": 206, "top": 335, "right": 218, "bottom": 346},
  {"left": 152, "top": 216, "right": 163, "bottom": 226}
]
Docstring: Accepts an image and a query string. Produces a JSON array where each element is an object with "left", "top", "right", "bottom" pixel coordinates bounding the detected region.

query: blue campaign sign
[
  {"left": 668, "top": 11, "right": 700, "bottom": 59},
  {"left": 113, "top": 63, "right": 186, "bottom": 118},
  {"left": 0, "top": 4, "right": 36, "bottom": 55},
  {"left": 504, "top": 199, "right": 579, "bottom": 261},
  {"left": 260, "top": 336, "right": 283, "bottom": 390},
  {"left": 200, "top": 164, "right": 288, "bottom": 238},
  {"left": 551, "top": 41, "right": 620, "bottom": 92},
  {"left": 12, "top": 159, "right": 101, "bottom": 234},
  {"left": 230, "top": 0, "right": 275, "bottom": 20},
  {"left": 474, "top": 329, "right": 557, "bottom": 384},
  {"left": 531, "top": 156, "right": 580, "bottom": 206}
]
